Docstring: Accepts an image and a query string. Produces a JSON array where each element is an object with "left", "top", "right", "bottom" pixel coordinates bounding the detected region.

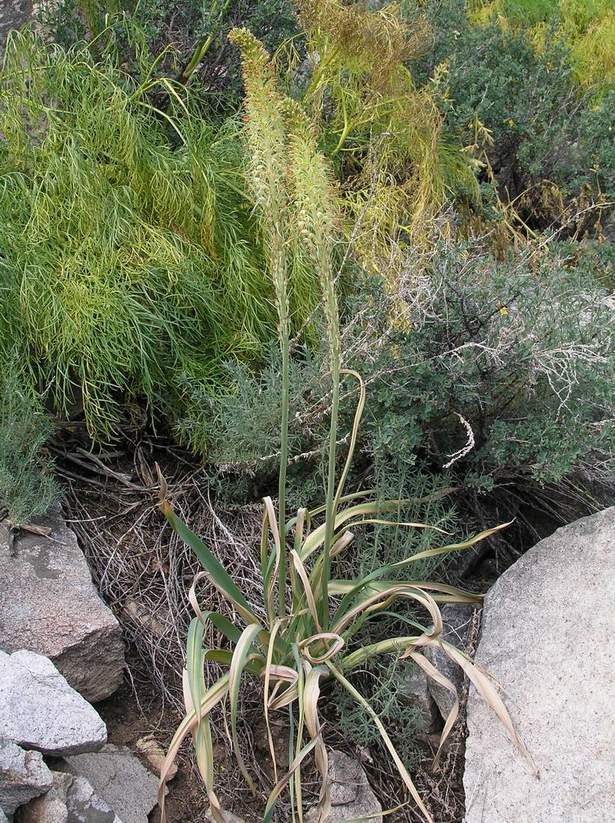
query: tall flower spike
[
  {"left": 229, "top": 27, "right": 291, "bottom": 618},
  {"left": 282, "top": 98, "right": 342, "bottom": 626},
  {"left": 282, "top": 99, "right": 340, "bottom": 357}
]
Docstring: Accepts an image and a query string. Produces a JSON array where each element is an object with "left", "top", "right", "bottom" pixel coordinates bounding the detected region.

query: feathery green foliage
[
  {"left": 290, "top": 0, "right": 479, "bottom": 301},
  {"left": 0, "top": 29, "right": 322, "bottom": 440},
  {"left": 0, "top": 375, "right": 59, "bottom": 526}
]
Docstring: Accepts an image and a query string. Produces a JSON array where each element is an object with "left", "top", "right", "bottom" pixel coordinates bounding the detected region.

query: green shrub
[
  {"left": 0, "top": 30, "right": 322, "bottom": 440},
  {"left": 37, "top": 0, "right": 300, "bottom": 115},
  {"left": 357, "top": 241, "right": 614, "bottom": 491},
  {"left": 469, "top": 0, "right": 559, "bottom": 27},
  {"left": 415, "top": 0, "right": 614, "bottom": 231},
  {"left": 0, "top": 376, "right": 59, "bottom": 526},
  {"left": 469, "top": 0, "right": 615, "bottom": 92}
]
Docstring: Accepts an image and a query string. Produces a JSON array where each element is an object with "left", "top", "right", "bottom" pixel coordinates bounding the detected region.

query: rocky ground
[{"left": 2, "top": 505, "right": 614, "bottom": 821}]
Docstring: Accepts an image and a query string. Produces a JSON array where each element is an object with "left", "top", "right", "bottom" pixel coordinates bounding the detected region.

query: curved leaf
[
  {"left": 326, "top": 663, "right": 434, "bottom": 823},
  {"left": 158, "top": 675, "right": 230, "bottom": 822},
  {"left": 229, "top": 623, "right": 264, "bottom": 794},
  {"left": 162, "top": 505, "right": 259, "bottom": 625}
]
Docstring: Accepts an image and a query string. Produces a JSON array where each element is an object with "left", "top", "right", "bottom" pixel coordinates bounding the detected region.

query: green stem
[
  {"left": 178, "top": 33, "right": 215, "bottom": 85},
  {"left": 268, "top": 220, "right": 290, "bottom": 619},
  {"left": 318, "top": 252, "right": 341, "bottom": 629},
  {"left": 320, "top": 366, "right": 339, "bottom": 628},
  {"left": 278, "top": 312, "right": 290, "bottom": 617},
  {"left": 331, "top": 94, "right": 350, "bottom": 156},
  {"left": 177, "top": 0, "right": 233, "bottom": 86}
]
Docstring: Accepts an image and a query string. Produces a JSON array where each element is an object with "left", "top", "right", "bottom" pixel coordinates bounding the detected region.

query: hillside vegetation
[{"left": 0, "top": 5, "right": 612, "bottom": 814}]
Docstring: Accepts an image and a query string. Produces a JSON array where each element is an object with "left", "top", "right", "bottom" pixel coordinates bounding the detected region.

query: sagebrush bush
[
  {"left": 415, "top": 0, "right": 614, "bottom": 232},
  {"left": 176, "top": 346, "right": 323, "bottom": 467},
  {"left": 0, "top": 375, "right": 59, "bottom": 526},
  {"left": 469, "top": 0, "right": 615, "bottom": 92},
  {"left": 359, "top": 241, "right": 614, "bottom": 490}
]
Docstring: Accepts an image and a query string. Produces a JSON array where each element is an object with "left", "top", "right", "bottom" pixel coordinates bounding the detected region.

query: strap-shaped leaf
[
  {"left": 303, "top": 665, "right": 330, "bottom": 816},
  {"left": 195, "top": 713, "right": 215, "bottom": 789},
  {"left": 342, "top": 635, "right": 423, "bottom": 671},
  {"left": 182, "top": 668, "right": 216, "bottom": 789},
  {"left": 291, "top": 549, "right": 322, "bottom": 632},
  {"left": 326, "top": 663, "right": 434, "bottom": 823},
  {"left": 263, "top": 496, "right": 283, "bottom": 624},
  {"left": 229, "top": 623, "right": 264, "bottom": 794},
  {"left": 189, "top": 573, "right": 244, "bottom": 645},
  {"left": 437, "top": 639, "right": 535, "bottom": 771},
  {"left": 263, "top": 736, "right": 320, "bottom": 823},
  {"left": 158, "top": 674, "right": 230, "bottom": 823},
  {"left": 204, "top": 649, "right": 264, "bottom": 675},
  {"left": 333, "top": 583, "right": 443, "bottom": 637},
  {"left": 186, "top": 618, "right": 206, "bottom": 732},
  {"left": 405, "top": 650, "right": 459, "bottom": 768},
  {"left": 332, "top": 526, "right": 499, "bottom": 618},
  {"left": 331, "top": 578, "right": 481, "bottom": 605},
  {"left": 203, "top": 611, "right": 243, "bottom": 644},
  {"left": 390, "top": 522, "right": 513, "bottom": 569},
  {"left": 333, "top": 369, "right": 366, "bottom": 506},
  {"left": 300, "top": 499, "right": 443, "bottom": 561},
  {"left": 291, "top": 643, "right": 306, "bottom": 822},
  {"left": 163, "top": 504, "right": 259, "bottom": 625},
  {"left": 301, "top": 485, "right": 455, "bottom": 523},
  {"left": 263, "top": 619, "right": 283, "bottom": 783}
]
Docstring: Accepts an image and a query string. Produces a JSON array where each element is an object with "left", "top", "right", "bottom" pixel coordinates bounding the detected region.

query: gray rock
[
  {"left": 61, "top": 745, "right": 158, "bottom": 823},
  {"left": 0, "top": 0, "right": 31, "bottom": 56},
  {"left": 398, "top": 662, "right": 439, "bottom": 731},
  {"left": 17, "top": 772, "right": 72, "bottom": 823},
  {"left": 0, "top": 738, "right": 53, "bottom": 814},
  {"left": 306, "top": 750, "right": 382, "bottom": 822},
  {"left": 0, "top": 650, "right": 107, "bottom": 756},
  {"left": 65, "top": 776, "right": 121, "bottom": 823},
  {"left": 0, "top": 515, "right": 125, "bottom": 702},
  {"left": 425, "top": 604, "right": 478, "bottom": 720},
  {"left": 464, "top": 507, "right": 615, "bottom": 823},
  {"left": 0, "top": 808, "right": 8, "bottom": 823},
  {"left": 16, "top": 771, "right": 122, "bottom": 823}
]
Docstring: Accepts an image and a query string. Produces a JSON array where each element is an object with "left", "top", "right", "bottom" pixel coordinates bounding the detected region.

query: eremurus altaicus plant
[{"left": 157, "top": 26, "right": 527, "bottom": 823}]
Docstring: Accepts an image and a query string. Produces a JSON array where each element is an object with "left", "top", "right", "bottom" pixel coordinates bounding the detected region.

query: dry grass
[
  {"left": 60, "top": 446, "right": 315, "bottom": 819},
  {"left": 62, "top": 447, "right": 263, "bottom": 705}
]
